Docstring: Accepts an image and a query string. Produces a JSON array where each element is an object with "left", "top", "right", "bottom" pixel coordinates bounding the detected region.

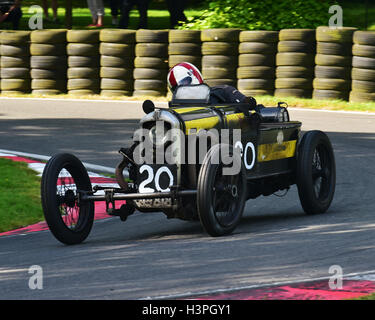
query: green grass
[
  {"left": 354, "top": 292, "right": 375, "bottom": 300},
  {"left": 0, "top": 158, "right": 43, "bottom": 232},
  {"left": 255, "top": 95, "right": 375, "bottom": 113}
]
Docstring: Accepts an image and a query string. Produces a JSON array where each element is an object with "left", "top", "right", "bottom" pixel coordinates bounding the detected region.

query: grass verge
[
  {"left": 0, "top": 158, "right": 43, "bottom": 232},
  {"left": 354, "top": 293, "right": 375, "bottom": 300}
]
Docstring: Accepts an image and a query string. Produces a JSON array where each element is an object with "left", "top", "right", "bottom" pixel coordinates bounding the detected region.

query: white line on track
[
  {"left": 140, "top": 270, "right": 375, "bottom": 300},
  {"left": 0, "top": 148, "right": 117, "bottom": 174}
]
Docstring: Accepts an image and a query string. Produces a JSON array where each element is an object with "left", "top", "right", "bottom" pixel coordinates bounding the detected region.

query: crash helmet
[{"left": 167, "top": 62, "right": 204, "bottom": 92}]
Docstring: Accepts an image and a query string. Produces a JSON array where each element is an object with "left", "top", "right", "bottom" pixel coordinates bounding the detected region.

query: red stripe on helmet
[
  {"left": 168, "top": 68, "right": 177, "bottom": 88},
  {"left": 178, "top": 62, "right": 203, "bottom": 83}
]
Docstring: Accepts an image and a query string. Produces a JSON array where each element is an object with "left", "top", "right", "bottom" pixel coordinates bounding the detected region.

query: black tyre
[
  {"left": 136, "top": 43, "right": 168, "bottom": 57},
  {"left": 316, "top": 42, "right": 352, "bottom": 56},
  {"left": 41, "top": 153, "right": 94, "bottom": 245},
  {"left": 239, "top": 42, "right": 277, "bottom": 54},
  {"left": 275, "top": 78, "right": 312, "bottom": 90},
  {"left": 316, "top": 26, "right": 357, "bottom": 43},
  {"left": 67, "top": 30, "right": 100, "bottom": 43},
  {"left": 67, "top": 43, "right": 99, "bottom": 56},
  {"left": 100, "top": 29, "right": 136, "bottom": 43},
  {"left": 276, "top": 66, "right": 313, "bottom": 78},
  {"left": 100, "top": 42, "right": 135, "bottom": 56},
  {"left": 136, "top": 29, "right": 168, "bottom": 43},
  {"left": 315, "top": 54, "right": 352, "bottom": 67},
  {"left": 313, "top": 78, "right": 351, "bottom": 91},
  {"left": 352, "top": 44, "right": 375, "bottom": 58},
  {"left": 312, "top": 89, "right": 349, "bottom": 100},
  {"left": 169, "top": 30, "right": 201, "bottom": 43},
  {"left": 352, "top": 56, "right": 375, "bottom": 70},
  {"left": 168, "top": 43, "right": 201, "bottom": 55},
  {"left": 277, "top": 41, "right": 315, "bottom": 53},
  {"left": 134, "top": 56, "right": 167, "bottom": 69},
  {"left": 30, "top": 29, "right": 67, "bottom": 44},
  {"left": 353, "top": 31, "right": 375, "bottom": 46},
  {"left": 197, "top": 144, "right": 247, "bottom": 237},
  {"left": 279, "top": 29, "right": 315, "bottom": 42},
  {"left": 239, "top": 30, "right": 279, "bottom": 43},
  {"left": 238, "top": 78, "right": 274, "bottom": 90},
  {"left": 276, "top": 52, "right": 314, "bottom": 67},
  {"left": 314, "top": 66, "right": 351, "bottom": 79},
  {"left": 238, "top": 66, "right": 275, "bottom": 79},
  {"left": 202, "top": 42, "right": 237, "bottom": 55},
  {"left": 297, "top": 131, "right": 336, "bottom": 215},
  {"left": 168, "top": 55, "right": 201, "bottom": 68},
  {"left": 239, "top": 53, "right": 275, "bottom": 67},
  {"left": 201, "top": 28, "right": 240, "bottom": 42},
  {"left": 274, "top": 88, "right": 311, "bottom": 98}
]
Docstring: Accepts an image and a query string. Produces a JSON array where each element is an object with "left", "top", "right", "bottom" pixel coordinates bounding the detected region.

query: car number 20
[{"left": 138, "top": 165, "right": 175, "bottom": 193}]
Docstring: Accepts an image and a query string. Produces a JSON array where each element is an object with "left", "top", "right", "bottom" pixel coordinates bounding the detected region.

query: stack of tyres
[
  {"left": 168, "top": 30, "right": 201, "bottom": 69},
  {"left": 237, "top": 31, "right": 278, "bottom": 96},
  {"left": 201, "top": 29, "right": 240, "bottom": 88},
  {"left": 313, "top": 26, "right": 357, "bottom": 100},
  {"left": 100, "top": 29, "right": 136, "bottom": 97},
  {"left": 0, "top": 31, "right": 31, "bottom": 94},
  {"left": 67, "top": 30, "right": 100, "bottom": 96},
  {"left": 134, "top": 29, "right": 169, "bottom": 97},
  {"left": 275, "top": 29, "right": 316, "bottom": 98},
  {"left": 350, "top": 31, "right": 375, "bottom": 102},
  {"left": 30, "top": 29, "right": 67, "bottom": 95}
]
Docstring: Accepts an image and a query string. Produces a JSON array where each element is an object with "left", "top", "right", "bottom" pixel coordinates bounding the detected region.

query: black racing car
[{"left": 41, "top": 84, "right": 336, "bottom": 244}]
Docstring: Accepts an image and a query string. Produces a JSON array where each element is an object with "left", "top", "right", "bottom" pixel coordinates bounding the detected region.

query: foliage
[{"left": 179, "top": 0, "right": 337, "bottom": 30}]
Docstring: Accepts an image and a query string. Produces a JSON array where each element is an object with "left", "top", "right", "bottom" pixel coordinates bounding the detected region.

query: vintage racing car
[{"left": 41, "top": 84, "right": 336, "bottom": 245}]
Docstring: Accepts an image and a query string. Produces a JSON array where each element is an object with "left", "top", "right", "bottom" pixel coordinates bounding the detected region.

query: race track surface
[{"left": 0, "top": 98, "right": 374, "bottom": 299}]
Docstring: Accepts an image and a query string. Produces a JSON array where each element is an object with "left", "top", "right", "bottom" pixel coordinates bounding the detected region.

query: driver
[{"left": 167, "top": 62, "right": 257, "bottom": 108}]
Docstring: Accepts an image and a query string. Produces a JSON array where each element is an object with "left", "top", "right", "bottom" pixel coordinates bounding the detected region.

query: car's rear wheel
[
  {"left": 297, "top": 130, "right": 336, "bottom": 214},
  {"left": 197, "top": 144, "right": 247, "bottom": 236},
  {"left": 41, "top": 153, "right": 94, "bottom": 245}
]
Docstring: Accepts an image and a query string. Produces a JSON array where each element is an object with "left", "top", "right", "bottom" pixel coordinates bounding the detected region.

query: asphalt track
[{"left": 0, "top": 97, "right": 374, "bottom": 300}]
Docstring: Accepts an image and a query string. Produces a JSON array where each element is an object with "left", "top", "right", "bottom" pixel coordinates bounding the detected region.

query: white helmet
[{"left": 167, "top": 62, "right": 204, "bottom": 92}]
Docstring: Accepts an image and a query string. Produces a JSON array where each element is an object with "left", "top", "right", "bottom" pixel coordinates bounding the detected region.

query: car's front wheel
[
  {"left": 197, "top": 144, "right": 247, "bottom": 236},
  {"left": 296, "top": 130, "right": 336, "bottom": 214},
  {"left": 41, "top": 153, "right": 94, "bottom": 245}
]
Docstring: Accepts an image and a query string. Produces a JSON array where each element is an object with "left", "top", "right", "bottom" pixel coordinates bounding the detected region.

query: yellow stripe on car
[
  {"left": 258, "top": 140, "right": 297, "bottom": 162},
  {"left": 185, "top": 117, "right": 220, "bottom": 134}
]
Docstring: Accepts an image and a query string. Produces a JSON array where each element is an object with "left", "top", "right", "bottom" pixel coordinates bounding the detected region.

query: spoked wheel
[
  {"left": 197, "top": 144, "right": 247, "bottom": 236},
  {"left": 41, "top": 153, "right": 94, "bottom": 245},
  {"left": 297, "top": 130, "right": 336, "bottom": 214}
]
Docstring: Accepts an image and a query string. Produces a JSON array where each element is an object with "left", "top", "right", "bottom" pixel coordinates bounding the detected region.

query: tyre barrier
[
  {"left": 313, "top": 26, "right": 357, "bottom": 101},
  {"left": 100, "top": 29, "right": 135, "bottom": 96},
  {"left": 237, "top": 30, "right": 278, "bottom": 97},
  {"left": 67, "top": 30, "right": 100, "bottom": 96},
  {"left": 133, "top": 29, "right": 169, "bottom": 97},
  {"left": 350, "top": 31, "right": 375, "bottom": 103},
  {"left": 202, "top": 28, "right": 240, "bottom": 88},
  {"left": 30, "top": 29, "right": 67, "bottom": 95},
  {"left": 0, "top": 28, "right": 375, "bottom": 103},
  {"left": 275, "top": 29, "right": 315, "bottom": 98},
  {"left": 0, "top": 30, "right": 31, "bottom": 94}
]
